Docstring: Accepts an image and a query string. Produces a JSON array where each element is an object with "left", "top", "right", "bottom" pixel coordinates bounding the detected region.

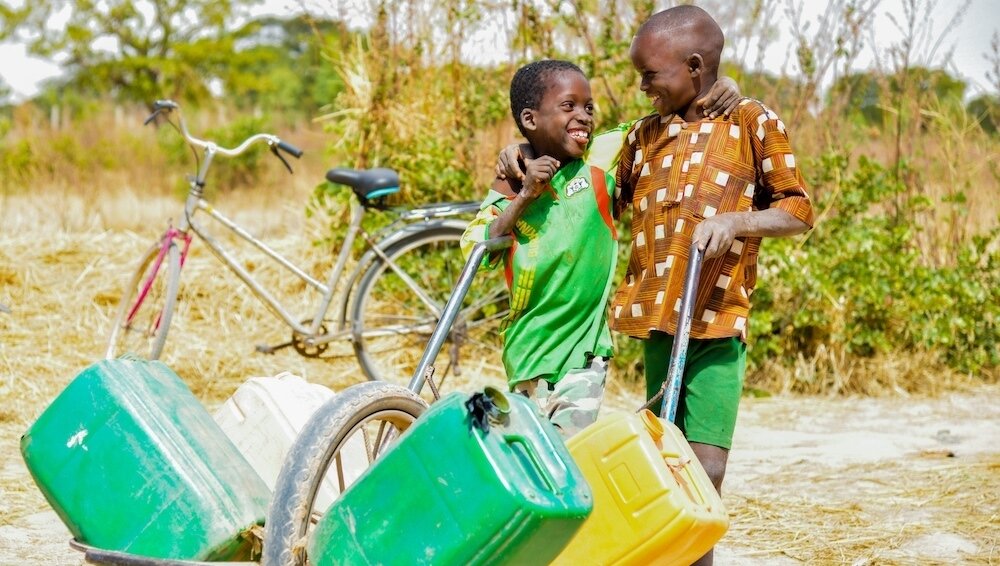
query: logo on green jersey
[{"left": 565, "top": 176, "right": 590, "bottom": 197}]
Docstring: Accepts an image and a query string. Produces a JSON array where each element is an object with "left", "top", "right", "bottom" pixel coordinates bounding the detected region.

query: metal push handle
[
  {"left": 660, "top": 242, "right": 705, "bottom": 422},
  {"left": 407, "top": 236, "right": 513, "bottom": 394}
]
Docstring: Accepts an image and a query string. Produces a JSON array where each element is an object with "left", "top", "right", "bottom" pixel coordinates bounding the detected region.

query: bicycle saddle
[{"left": 326, "top": 168, "right": 401, "bottom": 201}]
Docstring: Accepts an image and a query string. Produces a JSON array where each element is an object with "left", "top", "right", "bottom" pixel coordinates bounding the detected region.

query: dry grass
[
  {"left": 725, "top": 457, "right": 1000, "bottom": 564},
  {"left": 1, "top": 183, "right": 363, "bottom": 418},
  {"left": 750, "top": 348, "right": 986, "bottom": 397}
]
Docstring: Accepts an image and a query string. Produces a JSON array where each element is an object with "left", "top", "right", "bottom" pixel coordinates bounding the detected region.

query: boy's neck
[{"left": 679, "top": 74, "right": 719, "bottom": 123}]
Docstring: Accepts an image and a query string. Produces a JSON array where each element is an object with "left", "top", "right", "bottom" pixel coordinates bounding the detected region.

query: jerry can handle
[
  {"left": 504, "top": 433, "right": 559, "bottom": 493},
  {"left": 641, "top": 410, "right": 705, "bottom": 504},
  {"left": 657, "top": 445, "right": 707, "bottom": 505}
]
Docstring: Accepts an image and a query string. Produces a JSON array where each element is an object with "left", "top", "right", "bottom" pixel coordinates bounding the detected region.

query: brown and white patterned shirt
[{"left": 610, "top": 98, "right": 814, "bottom": 341}]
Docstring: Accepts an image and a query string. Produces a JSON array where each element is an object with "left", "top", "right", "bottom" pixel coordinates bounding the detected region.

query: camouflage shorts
[{"left": 513, "top": 357, "right": 608, "bottom": 438}]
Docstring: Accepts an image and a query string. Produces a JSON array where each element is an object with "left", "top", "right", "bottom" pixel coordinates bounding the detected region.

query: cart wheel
[{"left": 263, "top": 381, "right": 427, "bottom": 566}]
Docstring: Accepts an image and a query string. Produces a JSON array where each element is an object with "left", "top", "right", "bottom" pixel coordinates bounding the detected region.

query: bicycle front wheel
[
  {"left": 351, "top": 227, "right": 509, "bottom": 388},
  {"left": 263, "top": 381, "right": 427, "bottom": 566},
  {"left": 105, "top": 240, "right": 181, "bottom": 360}
]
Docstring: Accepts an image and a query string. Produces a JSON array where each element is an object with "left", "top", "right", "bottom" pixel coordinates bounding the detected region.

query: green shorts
[{"left": 644, "top": 332, "right": 746, "bottom": 450}]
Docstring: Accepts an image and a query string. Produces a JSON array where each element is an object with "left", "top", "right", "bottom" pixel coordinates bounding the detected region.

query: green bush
[
  {"left": 750, "top": 154, "right": 998, "bottom": 378},
  {"left": 0, "top": 138, "right": 37, "bottom": 190}
]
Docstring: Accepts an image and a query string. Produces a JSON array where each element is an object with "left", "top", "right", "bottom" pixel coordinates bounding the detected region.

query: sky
[{"left": 0, "top": 0, "right": 996, "bottom": 102}]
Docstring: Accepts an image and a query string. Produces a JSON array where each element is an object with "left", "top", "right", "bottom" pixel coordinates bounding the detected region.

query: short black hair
[
  {"left": 510, "top": 59, "right": 585, "bottom": 138},
  {"left": 637, "top": 6, "right": 724, "bottom": 72}
]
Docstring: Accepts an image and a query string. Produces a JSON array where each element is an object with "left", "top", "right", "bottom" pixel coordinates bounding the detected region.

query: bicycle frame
[
  {"left": 168, "top": 144, "right": 479, "bottom": 351},
  {"left": 115, "top": 100, "right": 487, "bottom": 362}
]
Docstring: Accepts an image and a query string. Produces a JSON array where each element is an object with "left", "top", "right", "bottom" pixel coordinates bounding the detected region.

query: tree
[
  {"left": 221, "top": 16, "right": 350, "bottom": 117},
  {"left": 0, "top": 0, "right": 260, "bottom": 104}
]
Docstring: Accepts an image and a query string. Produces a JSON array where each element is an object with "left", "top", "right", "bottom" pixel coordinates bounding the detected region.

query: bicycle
[{"left": 106, "top": 99, "right": 508, "bottom": 386}]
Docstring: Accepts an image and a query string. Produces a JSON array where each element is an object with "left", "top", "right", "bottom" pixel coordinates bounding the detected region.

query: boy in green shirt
[{"left": 462, "top": 60, "right": 617, "bottom": 437}]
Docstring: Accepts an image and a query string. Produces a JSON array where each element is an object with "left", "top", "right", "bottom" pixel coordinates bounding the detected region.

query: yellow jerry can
[{"left": 553, "top": 409, "right": 729, "bottom": 566}]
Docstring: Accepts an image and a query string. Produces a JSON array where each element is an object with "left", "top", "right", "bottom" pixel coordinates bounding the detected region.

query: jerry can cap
[
  {"left": 465, "top": 387, "right": 512, "bottom": 433},
  {"left": 484, "top": 387, "right": 511, "bottom": 414},
  {"left": 639, "top": 409, "right": 665, "bottom": 441}
]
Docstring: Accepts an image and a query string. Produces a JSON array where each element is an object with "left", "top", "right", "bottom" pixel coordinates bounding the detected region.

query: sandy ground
[{"left": 1, "top": 191, "right": 997, "bottom": 565}]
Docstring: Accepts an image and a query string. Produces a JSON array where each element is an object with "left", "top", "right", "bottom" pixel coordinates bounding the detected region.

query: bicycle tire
[
  {"left": 105, "top": 239, "right": 181, "bottom": 360},
  {"left": 262, "top": 381, "right": 427, "bottom": 566},
  {"left": 350, "top": 226, "right": 509, "bottom": 388}
]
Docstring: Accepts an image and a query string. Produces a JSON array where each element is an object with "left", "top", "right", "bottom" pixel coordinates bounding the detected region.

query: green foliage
[
  {"left": 0, "top": 138, "right": 36, "bottom": 190},
  {"left": 0, "top": 106, "right": 152, "bottom": 192},
  {"left": 830, "top": 68, "right": 968, "bottom": 127},
  {"left": 221, "top": 17, "right": 350, "bottom": 118},
  {"left": 967, "top": 94, "right": 1000, "bottom": 135},
  {"left": 749, "top": 154, "right": 999, "bottom": 377},
  {"left": 313, "top": 27, "right": 510, "bottom": 207}
]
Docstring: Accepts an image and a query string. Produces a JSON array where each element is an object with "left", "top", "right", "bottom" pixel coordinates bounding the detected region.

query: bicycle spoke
[
  {"left": 363, "top": 426, "right": 375, "bottom": 464},
  {"left": 380, "top": 257, "right": 445, "bottom": 318},
  {"left": 108, "top": 241, "right": 181, "bottom": 360},
  {"left": 334, "top": 452, "right": 346, "bottom": 494},
  {"left": 353, "top": 229, "right": 509, "bottom": 388}
]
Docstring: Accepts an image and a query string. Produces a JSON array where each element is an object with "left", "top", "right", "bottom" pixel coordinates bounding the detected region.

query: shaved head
[{"left": 636, "top": 5, "right": 724, "bottom": 72}]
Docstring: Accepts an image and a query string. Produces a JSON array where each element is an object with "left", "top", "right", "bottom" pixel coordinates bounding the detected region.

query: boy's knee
[
  {"left": 690, "top": 442, "right": 729, "bottom": 494},
  {"left": 701, "top": 459, "right": 727, "bottom": 492}
]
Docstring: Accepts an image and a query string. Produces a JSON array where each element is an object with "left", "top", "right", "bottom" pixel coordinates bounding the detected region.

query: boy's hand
[
  {"left": 520, "top": 156, "right": 560, "bottom": 199},
  {"left": 697, "top": 76, "right": 742, "bottom": 119},
  {"left": 692, "top": 213, "right": 744, "bottom": 258},
  {"left": 496, "top": 143, "right": 536, "bottom": 180}
]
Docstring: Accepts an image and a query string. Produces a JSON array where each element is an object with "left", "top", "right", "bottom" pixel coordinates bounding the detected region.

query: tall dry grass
[{"left": 4, "top": 0, "right": 999, "bottom": 398}]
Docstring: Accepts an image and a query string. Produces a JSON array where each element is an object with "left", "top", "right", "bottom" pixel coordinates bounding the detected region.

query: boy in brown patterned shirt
[{"left": 613, "top": 6, "right": 814, "bottom": 565}]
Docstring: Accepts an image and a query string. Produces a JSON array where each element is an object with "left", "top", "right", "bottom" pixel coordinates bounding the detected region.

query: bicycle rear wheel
[
  {"left": 106, "top": 240, "right": 181, "bottom": 360},
  {"left": 350, "top": 227, "right": 509, "bottom": 389},
  {"left": 263, "top": 381, "right": 426, "bottom": 566}
]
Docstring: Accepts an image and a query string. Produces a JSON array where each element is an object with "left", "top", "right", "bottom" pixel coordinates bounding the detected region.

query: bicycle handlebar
[
  {"left": 145, "top": 99, "right": 303, "bottom": 162},
  {"left": 276, "top": 140, "right": 303, "bottom": 158}
]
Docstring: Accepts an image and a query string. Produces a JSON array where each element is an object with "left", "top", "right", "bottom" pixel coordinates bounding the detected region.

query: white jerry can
[{"left": 213, "top": 372, "right": 367, "bottom": 512}]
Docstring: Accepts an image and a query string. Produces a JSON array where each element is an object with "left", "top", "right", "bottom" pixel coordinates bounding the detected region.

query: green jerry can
[
  {"left": 307, "top": 388, "right": 593, "bottom": 566},
  {"left": 19, "top": 358, "right": 271, "bottom": 560}
]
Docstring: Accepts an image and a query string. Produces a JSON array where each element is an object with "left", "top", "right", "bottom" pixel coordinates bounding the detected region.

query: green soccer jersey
[{"left": 463, "top": 159, "right": 618, "bottom": 387}]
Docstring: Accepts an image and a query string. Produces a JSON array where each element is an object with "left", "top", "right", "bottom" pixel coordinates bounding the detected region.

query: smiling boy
[
  {"left": 461, "top": 60, "right": 618, "bottom": 437},
  {"left": 613, "top": 7, "right": 814, "bottom": 564}
]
